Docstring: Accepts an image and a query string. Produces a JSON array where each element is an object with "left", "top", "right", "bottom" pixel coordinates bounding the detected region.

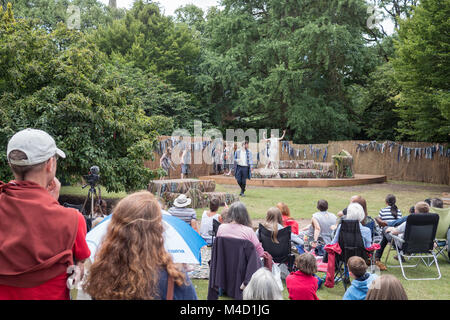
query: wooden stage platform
[{"left": 198, "top": 174, "right": 387, "bottom": 188}]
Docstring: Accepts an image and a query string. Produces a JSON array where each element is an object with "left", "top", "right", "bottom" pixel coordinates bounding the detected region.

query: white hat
[
  {"left": 173, "top": 194, "right": 192, "bottom": 208},
  {"left": 7, "top": 128, "right": 66, "bottom": 166}
]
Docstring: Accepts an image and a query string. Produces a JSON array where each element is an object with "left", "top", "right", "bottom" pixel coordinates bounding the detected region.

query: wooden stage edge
[{"left": 198, "top": 174, "right": 387, "bottom": 188}]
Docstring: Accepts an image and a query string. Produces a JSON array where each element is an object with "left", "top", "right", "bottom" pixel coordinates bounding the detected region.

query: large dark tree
[
  {"left": 196, "top": 0, "right": 378, "bottom": 143},
  {"left": 392, "top": 0, "right": 450, "bottom": 142}
]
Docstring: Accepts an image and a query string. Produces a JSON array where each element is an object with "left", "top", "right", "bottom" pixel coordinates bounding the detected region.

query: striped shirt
[
  {"left": 378, "top": 206, "right": 402, "bottom": 223},
  {"left": 168, "top": 207, "right": 197, "bottom": 225}
]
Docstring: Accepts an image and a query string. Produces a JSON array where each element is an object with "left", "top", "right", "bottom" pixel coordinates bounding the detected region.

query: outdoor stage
[{"left": 198, "top": 173, "right": 387, "bottom": 188}]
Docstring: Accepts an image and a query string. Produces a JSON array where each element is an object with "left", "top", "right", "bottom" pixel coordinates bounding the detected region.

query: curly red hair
[{"left": 83, "top": 191, "right": 185, "bottom": 299}]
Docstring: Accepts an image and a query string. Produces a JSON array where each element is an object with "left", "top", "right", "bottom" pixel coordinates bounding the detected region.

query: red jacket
[
  {"left": 0, "top": 180, "right": 89, "bottom": 299},
  {"left": 324, "top": 243, "right": 342, "bottom": 288},
  {"left": 286, "top": 271, "right": 319, "bottom": 300},
  {"left": 282, "top": 216, "right": 299, "bottom": 235}
]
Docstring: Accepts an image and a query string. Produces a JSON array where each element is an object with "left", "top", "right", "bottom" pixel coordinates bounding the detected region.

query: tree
[
  {"left": 0, "top": 5, "right": 167, "bottom": 192},
  {"left": 197, "top": 0, "right": 376, "bottom": 143},
  {"left": 92, "top": 0, "right": 201, "bottom": 95},
  {"left": 393, "top": 0, "right": 450, "bottom": 142},
  {"left": 5, "top": 0, "right": 124, "bottom": 31},
  {"left": 174, "top": 4, "right": 205, "bottom": 33}
]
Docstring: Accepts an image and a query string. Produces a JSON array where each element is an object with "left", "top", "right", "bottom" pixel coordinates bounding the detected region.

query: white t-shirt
[
  {"left": 237, "top": 148, "right": 248, "bottom": 166},
  {"left": 199, "top": 210, "right": 220, "bottom": 239}
]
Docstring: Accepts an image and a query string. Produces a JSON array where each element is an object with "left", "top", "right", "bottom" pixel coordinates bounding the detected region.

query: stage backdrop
[{"left": 145, "top": 136, "right": 449, "bottom": 185}]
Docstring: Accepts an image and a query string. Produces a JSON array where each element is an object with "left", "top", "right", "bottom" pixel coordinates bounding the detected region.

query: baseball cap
[{"left": 7, "top": 128, "right": 66, "bottom": 166}]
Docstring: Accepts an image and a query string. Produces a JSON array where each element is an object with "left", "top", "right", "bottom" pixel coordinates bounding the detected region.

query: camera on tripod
[
  {"left": 83, "top": 165, "right": 100, "bottom": 188},
  {"left": 81, "top": 165, "right": 103, "bottom": 231}
]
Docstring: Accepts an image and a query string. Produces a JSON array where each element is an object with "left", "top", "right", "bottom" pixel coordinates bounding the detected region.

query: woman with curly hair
[{"left": 82, "top": 191, "right": 197, "bottom": 300}]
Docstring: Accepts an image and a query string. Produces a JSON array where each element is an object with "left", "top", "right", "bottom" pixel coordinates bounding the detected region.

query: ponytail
[{"left": 386, "top": 194, "right": 398, "bottom": 218}]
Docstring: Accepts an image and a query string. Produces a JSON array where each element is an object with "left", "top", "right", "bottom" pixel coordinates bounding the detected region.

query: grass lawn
[{"left": 63, "top": 180, "right": 450, "bottom": 300}]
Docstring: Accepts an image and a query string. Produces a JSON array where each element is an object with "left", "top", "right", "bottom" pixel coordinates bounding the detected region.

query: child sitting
[
  {"left": 286, "top": 253, "right": 320, "bottom": 300},
  {"left": 343, "top": 256, "right": 378, "bottom": 300}
]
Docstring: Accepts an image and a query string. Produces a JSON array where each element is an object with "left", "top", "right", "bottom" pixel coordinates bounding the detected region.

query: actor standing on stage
[
  {"left": 263, "top": 129, "right": 286, "bottom": 169},
  {"left": 234, "top": 141, "right": 253, "bottom": 197}
]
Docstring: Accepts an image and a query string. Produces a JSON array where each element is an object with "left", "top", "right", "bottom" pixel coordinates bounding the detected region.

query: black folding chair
[
  {"left": 208, "top": 219, "right": 221, "bottom": 246},
  {"left": 335, "top": 220, "right": 377, "bottom": 290},
  {"left": 384, "top": 213, "right": 441, "bottom": 280},
  {"left": 257, "top": 224, "right": 295, "bottom": 272}
]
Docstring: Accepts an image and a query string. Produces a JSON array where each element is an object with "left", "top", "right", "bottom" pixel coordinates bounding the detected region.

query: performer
[
  {"left": 263, "top": 130, "right": 286, "bottom": 169},
  {"left": 234, "top": 141, "right": 253, "bottom": 197},
  {"left": 180, "top": 144, "right": 190, "bottom": 179},
  {"left": 159, "top": 147, "right": 175, "bottom": 179}
]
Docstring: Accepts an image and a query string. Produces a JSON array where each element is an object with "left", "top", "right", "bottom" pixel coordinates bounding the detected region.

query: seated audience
[
  {"left": 83, "top": 191, "right": 197, "bottom": 300},
  {"left": 331, "top": 203, "right": 372, "bottom": 248},
  {"left": 91, "top": 200, "right": 109, "bottom": 229},
  {"left": 431, "top": 198, "right": 444, "bottom": 209},
  {"left": 243, "top": 268, "right": 283, "bottom": 300},
  {"left": 384, "top": 201, "right": 430, "bottom": 250},
  {"left": 343, "top": 256, "right": 378, "bottom": 300},
  {"left": 168, "top": 194, "right": 198, "bottom": 233},
  {"left": 256, "top": 207, "right": 303, "bottom": 246},
  {"left": 336, "top": 195, "right": 371, "bottom": 229},
  {"left": 216, "top": 202, "right": 265, "bottom": 257},
  {"left": 307, "top": 200, "right": 337, "bottom": 246},
  {"left": 286, "top": 253, "right": 320, "bottom": 300},
  {"left": 199, "top": 198, "right": 221, "bottom": 245},
  {"left": 376, "top": 194, "right": 405, "bottom": 228},
  {"left": 365, "top": 275, "right": 408, "bottom": 300},
  {"left": 277, "top": 202, "right": 299, "bottom": 234}
]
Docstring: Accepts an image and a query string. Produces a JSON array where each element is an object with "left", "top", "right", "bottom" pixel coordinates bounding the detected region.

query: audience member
[
  {"left": 286, "top": 253, "right": 319, "bottom": 300},
  {"left": 335, "top": 195, "right": 375, "bottom": 238},
  {"left": 243, "top": 268, "right": 283, "bottom": 300},
  {"left": 431, "top": 198, "right": 444, "bottom": 209},
  {"left": 200, "top": 198, "right": 221, "bottom": 244},
  {"left": 256, "top": 207, "right": 303, "bottom": 245},
  {"left": 376, "top": 194, "right": 405, "bottom": 228},
  {"left": 307, "top": 200, "right": 337, "bottom": 247},
  {"left": 331, "top": 203, "right": 372, "bottom": 248},
  {"left": 384, "top": 201, "right": 430, "bottom": 250},
  {"left": 83, "top": 191, "right": 197, "bottom": 300},
  {"left": 365, "top": 275, "right": 408, "bottom": 300},
  {"left": 0, "top": 129, "right": 90, "bottom": 300},
  {"left": 277, "top": 202, "right": 299, "bottom": 234},
  {"left": 343, "top": 256, "right": 378, "bottom": 300},
  {"left": 168, "top": 194, "right": 199, "bottom": 233},
  {"left": 216, "top": 202, "right": 264, "bottom": 257}
]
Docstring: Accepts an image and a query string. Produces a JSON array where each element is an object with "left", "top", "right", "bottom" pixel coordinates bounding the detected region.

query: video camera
[{"left": 83, "top": 165, "right": 100, "bottom": 189}]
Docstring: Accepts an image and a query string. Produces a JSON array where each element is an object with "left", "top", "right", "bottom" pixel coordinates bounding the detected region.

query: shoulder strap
[{"left": 166, "top": 275, "right": 174, "bottom": 300}]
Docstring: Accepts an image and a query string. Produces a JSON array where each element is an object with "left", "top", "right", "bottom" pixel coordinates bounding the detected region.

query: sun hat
[
  {"left": 7, "top": 128, "right": 66, "bottom": 166},
  {"left": 173, "top": 194, "right": 192, "bottom": 208}
]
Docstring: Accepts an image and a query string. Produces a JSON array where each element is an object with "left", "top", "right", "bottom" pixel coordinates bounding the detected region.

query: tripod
[{"left": 81, "top": 183, "right": 103, "bottom": 219}]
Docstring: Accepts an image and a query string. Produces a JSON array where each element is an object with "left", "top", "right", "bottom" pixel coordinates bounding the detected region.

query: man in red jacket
[{"left": 0, "top": 129, "right": 90, "bottom": 300}]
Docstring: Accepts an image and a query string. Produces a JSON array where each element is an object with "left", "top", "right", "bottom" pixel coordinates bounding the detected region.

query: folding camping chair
[
  {"left": 208, "top": 219, "right": 221, "bottom": 247},
  {"left": 384, "top": 213, "right": 442, "bottom": 280},
  {"left": 257, "top": 224, "right": 295, "bottom": 272},
  {"left": 430, "top": 206, "right": 450, "bottom": 263},
  {"left": 334, "top": 220, "right": 378, "bottom": 290}
]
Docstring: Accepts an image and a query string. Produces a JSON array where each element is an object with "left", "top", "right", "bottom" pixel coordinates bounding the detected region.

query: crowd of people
[{"left": 0, "top": 128, "right": 447, "bottom": 301}]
